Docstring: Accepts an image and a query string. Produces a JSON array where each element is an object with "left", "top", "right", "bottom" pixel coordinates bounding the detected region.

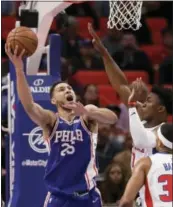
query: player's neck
[
  {"left": 57, "top": 108, "right": 75, "bottom": 122},
  {"left": 144, "top": 119, "right": 165, "bottom": 128},
  {"left": 158, "top": 148, "right": 172, "bottom": 154}
]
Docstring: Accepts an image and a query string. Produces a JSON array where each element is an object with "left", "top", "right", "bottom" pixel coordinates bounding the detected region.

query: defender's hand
[
  {"left": 5, "top": 44, "right": 25, "bottom": 70},
  {"left": 129, "top": 78, "right": 148, "bottom": 103},
  {"left": 88, "top": 23, "right": 106, "bottom": 55},
  {"left": 63, "top": 102, "right": 88, "bottom": 116}
]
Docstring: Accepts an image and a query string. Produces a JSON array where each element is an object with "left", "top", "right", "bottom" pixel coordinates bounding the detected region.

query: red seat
[
  {"left": 152, "top": 32, "right": 162, "bottom": 44},
  {"left": 100, "top": 17, "right": 108, "bottom": 37},
  {"left": 98, "top": 85, "right": 119, "bottom": 106},
  {"left": 140, "top": 45, "right": 165, "bottom": 65},
  {"left": 72, "top": 71, "right": 109, "bottom": 86},
  {"left": 146, "top": 18, "right": 167, "bottom": 32},
  {"left": 124, "top": 71, "right": 149, "bottom": 83},
  {"left": 77, "top": 17, "right": 93, "bottom": 39},
  {"left": 2, "top": 16, "right": 16, "bottom": 39},
  {"left": 167, "top": 116, "right": 172, "bottom": 123}
]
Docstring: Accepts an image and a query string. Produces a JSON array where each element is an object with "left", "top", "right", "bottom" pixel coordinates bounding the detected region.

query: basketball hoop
[{"left": 108, "top": 0, "right": 143, "bottom": 30}]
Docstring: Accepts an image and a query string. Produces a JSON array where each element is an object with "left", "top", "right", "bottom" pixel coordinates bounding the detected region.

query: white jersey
[
  {"left": 143, "top": 153, "right": 173, "bottom": 207},
  {"left": 131, "top": 124, "right": 159, "bottom": 169},
  {"left": 129, "top": 108, "right": 164, "bottom": 206},
  {"left": 131, "top": 125, "right": 160, "bottom": 207}
]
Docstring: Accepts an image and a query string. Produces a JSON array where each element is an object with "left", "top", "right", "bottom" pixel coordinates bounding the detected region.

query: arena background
[{"left": 1, "top": 1, "right": 173, "bottom": 207}]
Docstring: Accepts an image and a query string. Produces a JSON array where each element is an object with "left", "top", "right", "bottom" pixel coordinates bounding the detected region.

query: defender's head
[
  {"left": 141, "top": 86, "right": 172, "bottom": 122},
  {"left": 50, "top": 81, "right": 76, "bottom": 107},
  {"left": 156, "top": 123, "right": 173, "bottom": 152}
]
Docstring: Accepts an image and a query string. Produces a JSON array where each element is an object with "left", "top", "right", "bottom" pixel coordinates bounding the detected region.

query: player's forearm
[
  {"left": 101, "top": 49, "right": 129, "bottom": 96},
  {"left": 119, "top": 200, "right": 133, "bottom": 207},
  {"left": 16, "top": 68, "right": 34, "bottom": 112},
  {"left": 120, "top": 174, "right": 141, "bottom": 206},
  {"left": 129, "top": 107, "right": 156, "bottom": 148},
  {"left": 87, "top": 108, "right": 117, "bottom": 124}
]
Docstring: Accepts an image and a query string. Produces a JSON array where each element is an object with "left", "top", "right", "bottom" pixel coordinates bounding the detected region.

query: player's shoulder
[
  {"left": 135, "top": 157, "right": 152, "bottom": 170},
  {"left": 44, "top": 109, "right": 57, "bottom": 126},
  {"left": 45, "top": 109, "right": 56, "bottom": 118}
]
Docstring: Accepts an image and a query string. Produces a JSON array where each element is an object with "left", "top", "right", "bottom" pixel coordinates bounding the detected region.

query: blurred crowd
[{"left": 1, "top": 1, "right": 173, "bottom": 206}]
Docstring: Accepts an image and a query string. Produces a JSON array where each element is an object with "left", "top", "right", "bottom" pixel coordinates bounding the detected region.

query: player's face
[
  {"left": 140, "top": 93, "right": 162, "bottom": 121},
  {"left": 51, "top": 83, "right": 76, "bottom": 106},
  {"left": 109, "top": 164, "right": 122, "bottom": 184}
]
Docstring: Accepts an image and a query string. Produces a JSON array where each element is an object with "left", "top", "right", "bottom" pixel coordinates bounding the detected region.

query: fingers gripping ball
[{"left": 6, "top": 26, "right": 38, "bottom": 57}]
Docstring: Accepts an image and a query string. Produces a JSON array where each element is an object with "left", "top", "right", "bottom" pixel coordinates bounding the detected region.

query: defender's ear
[{"left": 158, "top": 105, "right": 165, "bottom": 113}]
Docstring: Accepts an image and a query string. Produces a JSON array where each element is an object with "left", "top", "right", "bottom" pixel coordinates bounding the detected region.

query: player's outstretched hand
[
  {"left": 130, "top": 78, "right": 148, "bottom": 103},
  {"left": 5, "top": 44, "right": 25, "bottom": 70},
  {"left": 88, "top": 22, "right": 106, "bottom": 56},
  {"left": 63, "top": 102, "right": 88, "bottom": 116},
  {"left": 128, "top": 78, "right": 146, "bottom": 118}
]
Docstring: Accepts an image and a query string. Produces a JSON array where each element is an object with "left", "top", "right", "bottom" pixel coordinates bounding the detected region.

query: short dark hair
[
  {"left": 161, "top": 123, "right": 173, "bottom": 144},
  {"left": 49, "top": 81, "right": 67, "bottom": 99},
  {"left": 151, "top": 85, "right": 173, "bottom": 115}
]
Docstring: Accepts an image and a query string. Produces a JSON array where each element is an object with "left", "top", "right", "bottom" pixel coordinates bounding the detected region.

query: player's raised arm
[
  {"left": 63, "top": 102, "right": 117, "bottom": 124},
  {"left": 5, "top": 44, "right": 55, "bottom": 128},
  {"left": 119, "top": 157, "right": 151, "bottom": 207},
  {"left": 88, "top": 23, "right": 130, "bottom": 104}
]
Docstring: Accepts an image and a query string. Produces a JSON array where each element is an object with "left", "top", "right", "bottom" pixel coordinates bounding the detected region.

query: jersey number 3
[{"left": 158, "top": 174, "right": 173, "bottom": 202}]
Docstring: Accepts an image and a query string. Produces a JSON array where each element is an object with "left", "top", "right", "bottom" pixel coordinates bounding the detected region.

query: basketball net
[{"left": 108, "top": 0, "right": 143, "bottom": 30}]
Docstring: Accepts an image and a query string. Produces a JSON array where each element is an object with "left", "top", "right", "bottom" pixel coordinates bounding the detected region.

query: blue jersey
[{"left": 44, "top": 115, "right": 98, "bottom": 196}]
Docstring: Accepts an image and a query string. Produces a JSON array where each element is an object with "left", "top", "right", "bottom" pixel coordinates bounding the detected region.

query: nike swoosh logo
[
  {"left": 131, "top": 112, "right": 136, "bottom": 116},
  {"left": 92, "top": 198, "right": 99, "bottom": 203}
]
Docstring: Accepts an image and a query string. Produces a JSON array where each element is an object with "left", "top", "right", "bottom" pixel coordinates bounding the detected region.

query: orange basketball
[{"left": 6, "top": 26, "right": 38, "bottom": 57}]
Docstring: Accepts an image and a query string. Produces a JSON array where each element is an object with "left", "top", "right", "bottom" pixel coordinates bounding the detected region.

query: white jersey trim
[{"left": 85, "top": 133, "right": 98, "bottom": 190}]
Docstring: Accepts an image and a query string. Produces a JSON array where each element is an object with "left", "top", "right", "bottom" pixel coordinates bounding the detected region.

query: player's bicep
[{"left": 26, "top": 103, "right": 55, "bottom": 127}]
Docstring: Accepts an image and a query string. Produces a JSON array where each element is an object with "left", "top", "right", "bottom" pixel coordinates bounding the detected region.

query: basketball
[{"left": 6, "top": 26, "right": 38, "bottom": 57}]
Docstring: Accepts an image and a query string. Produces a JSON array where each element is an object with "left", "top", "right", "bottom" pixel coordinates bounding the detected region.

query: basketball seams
[
  {"left": 14, "top": 39, "right": 33, "bottom": 56},
  {"left": 7, "top": 35, "right": 37, "bottom": 47},
  {"left": 14, "top": 36, "right": 38, "bottom": 47},
  {"left": 12, "top": 29, "right": 36, "bottom": 34}
]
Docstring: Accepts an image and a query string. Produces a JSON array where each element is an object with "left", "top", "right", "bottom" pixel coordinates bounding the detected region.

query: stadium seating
[
  {"left": 98, "top": 85, "right": 119, "bottom": 106},
  {"left": 72, "top": 71, "right": 109, "bottom": 86},
  {"left": 146, "top": 18, "right": 168, "bottom": 33},
  {"left": 140, "top": 45, "right": 165, "bottom": 65},
  {"left": 124, "top": 71, "right": 149, "bottom": 83},
  {"left": 77, "top": 17, "right": 93, "bottom": 39},
  {"left": 100, "top": 17, "right": 108, "bottom": 36},
  {"left": 2, "top": 16, "right": 16, "bottom": 39},
  {"left": 146, "top": 18, "right": 168, "bottom": 45},
  {"left": 72, "top": 70, "right": 149, "bottom": 86}
]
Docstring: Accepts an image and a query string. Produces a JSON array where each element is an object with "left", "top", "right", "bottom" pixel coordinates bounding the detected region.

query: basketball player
[
  {"left": 88, "top": 23, "right": 173, "bottom": 206},
  {"left": 5, "top": 44, "right": 117, "bottom": 207},
  {"left": 119, "top": 123, "right": 173, "bottom": 207},
  {"left": 88, "top": 22, "right": 172, "bottom": 164}
]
